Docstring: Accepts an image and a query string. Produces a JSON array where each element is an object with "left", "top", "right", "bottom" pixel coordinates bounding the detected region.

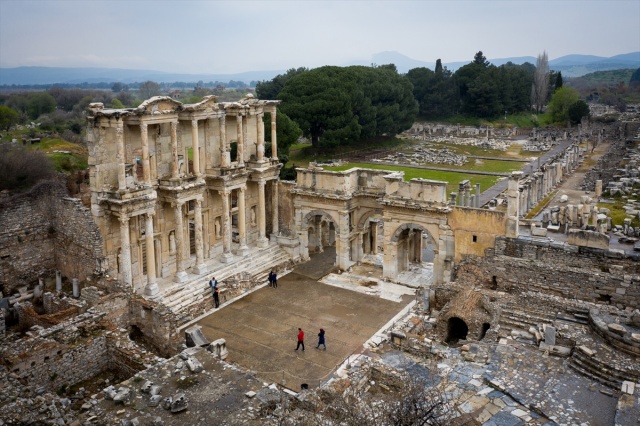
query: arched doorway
[
  {"left": 390, "top": 223, "right": 437, "bottom": 274},
  {"left": 446, "top": 317, "right": 468, "bottom": 343},
  {"left": 302, "top": 210, "right": 337, "bottom": 259}
]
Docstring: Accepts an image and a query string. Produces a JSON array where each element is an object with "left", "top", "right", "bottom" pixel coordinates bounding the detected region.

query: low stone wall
[
  {"left": 129, "top": 297, "right": 180, "bottom": 357},
  {"left": 455, "top": 236, "right": 640, "bottom": 310}
]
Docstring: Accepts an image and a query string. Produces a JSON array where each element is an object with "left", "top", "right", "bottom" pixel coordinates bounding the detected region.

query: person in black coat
[{"left": 316, "top": 328, "right": 326, "bottom": 350}]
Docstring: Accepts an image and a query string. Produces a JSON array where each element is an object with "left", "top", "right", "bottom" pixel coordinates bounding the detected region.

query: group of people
[
  {"left": 295, "top": 327, "right": 326, "bottom": 351},
  {"left": 208, "top": 276, "right": 327, "bottom": 352},
  {"left": 268, "top": 270, "right": 278, "bottom": 288}
]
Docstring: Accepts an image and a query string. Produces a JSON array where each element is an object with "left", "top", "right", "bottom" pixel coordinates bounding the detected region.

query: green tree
[
  {"left": 27, "top": 92, "right": 56, "bottom": 119},
  {"left": 473, "top": 51, "right": 490, "bottom": 67},
  {"left": 264, "top": 109, "right": 302, "bottom": 160},
  {"left": 568, "top": 100, "right": 590, "bottom": 124},
  {"left": 0, "top": 105, "right": 20, "bottom": 131},
  {"left": 256, "top": 67, "right": 308, "bottom": 99},
  {"left": 630, "top": 67, "right": 640, "bottom": 89},
  {"left": 548, "top": 87, "right": 580, "bottom": 123},
  {"left": 279, "top": 66, "right": 361, "bottom": 149},
  {"left": 555, "top": 71, "right": 563, "bottom": 90}
]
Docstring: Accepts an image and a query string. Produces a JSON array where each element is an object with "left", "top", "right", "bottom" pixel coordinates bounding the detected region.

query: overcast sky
[{"left": 1, "top": 0, "right": 639, "bottom": 73}]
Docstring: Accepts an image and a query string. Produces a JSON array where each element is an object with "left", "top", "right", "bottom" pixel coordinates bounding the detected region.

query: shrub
[{"left": 0, "top": 144, "right": 55, "bottom": 191}]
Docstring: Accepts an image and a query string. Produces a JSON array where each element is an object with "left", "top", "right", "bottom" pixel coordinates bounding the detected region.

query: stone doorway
[{"left": 446, "top": 317, "right": 468, "bottom": 343}]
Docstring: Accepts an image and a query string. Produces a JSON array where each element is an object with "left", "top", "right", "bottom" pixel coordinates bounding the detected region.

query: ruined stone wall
[
  {"left": 129, "top": 297, "right": 180, "bottom": 357},
  {"left": 0, "top": 181, "right": 64, "bottom": 294},
  {"left": 50, "top": 197, "right": 107, "bottom": 282},
  {"left": 582, "top": 136, "right": 628, "bottom": 191},
  {"left": 278, "top": 181, "right": 296, "bottom": 236},
  {"left": 0, "top": 180, "right": 106, "bottom": 295},
  {"left": 455, "top": 236, "right": 640, "bottom": 310},
  {"left": 448, "top": 207, "right": 506, "bottom": 262}
]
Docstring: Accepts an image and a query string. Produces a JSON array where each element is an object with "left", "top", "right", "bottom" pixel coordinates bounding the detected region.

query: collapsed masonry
[{"left": 1, "top": 99, "right": 639, "bottom": 424}]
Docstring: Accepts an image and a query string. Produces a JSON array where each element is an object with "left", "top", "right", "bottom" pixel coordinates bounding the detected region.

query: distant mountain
[
  {"left": 1, "top": 51, "right": 638, "bottom": 86},
  {"left": 0, "top": 66, "right": 283, "bottom": 86}
]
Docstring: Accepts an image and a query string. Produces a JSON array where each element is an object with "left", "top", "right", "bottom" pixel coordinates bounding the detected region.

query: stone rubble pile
[{"left": 372, "top": 144, "right": 467, "bottom": 166}]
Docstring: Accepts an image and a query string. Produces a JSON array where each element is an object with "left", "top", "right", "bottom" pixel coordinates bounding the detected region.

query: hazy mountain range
[{"left": 1, "top": 51, "right": 638, "bottom": 86}]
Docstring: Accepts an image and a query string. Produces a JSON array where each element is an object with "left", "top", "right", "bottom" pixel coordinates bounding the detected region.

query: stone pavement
[{"left": 195, "top": 250, "right": 413, "bottom": 390}]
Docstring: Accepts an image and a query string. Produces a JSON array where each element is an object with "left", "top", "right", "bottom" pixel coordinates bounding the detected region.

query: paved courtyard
[{"left": 196, "top": 249, "right": 414, "bottom": 389}]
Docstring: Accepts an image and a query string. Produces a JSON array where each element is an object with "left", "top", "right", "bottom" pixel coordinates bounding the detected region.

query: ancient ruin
[{"left": 1, "top": 97, "right": 639, "bottom": 425}]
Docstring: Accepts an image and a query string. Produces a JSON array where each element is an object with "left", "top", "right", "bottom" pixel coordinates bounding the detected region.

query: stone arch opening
[
  {"left": 446, "top": 317, "right": 468, "bottom": 343},
  {"left": 479, "top": 322, "right": 491, "bottom": 340},
  {"left": 303, "top": 210, "right": 336, "bottom": 255},
  {"left": 390, "top": 223, "right": 437, "bottom": 273}
]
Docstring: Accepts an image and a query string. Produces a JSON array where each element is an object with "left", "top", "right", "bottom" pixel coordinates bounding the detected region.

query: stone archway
[
  {"left": 301, "top": 210, "right": 338, "bottom": 261},
  {"left": 446, "top": 317, "right": 468, "bottom": 343},
  {"left": 388, "top": 223, "right": 437, "bottom": 274},
  {"left": 356, "top": 209, "right": 384, "bottom": 263}
]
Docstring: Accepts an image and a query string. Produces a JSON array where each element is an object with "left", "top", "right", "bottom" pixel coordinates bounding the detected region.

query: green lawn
[{"left": 324, "top": 162, "right": 504, "bottom": 194}]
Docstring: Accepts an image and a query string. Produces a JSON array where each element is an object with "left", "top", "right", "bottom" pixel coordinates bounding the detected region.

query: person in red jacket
[{"left": 295, "top": 328, "right": 305, "bottom": 351}]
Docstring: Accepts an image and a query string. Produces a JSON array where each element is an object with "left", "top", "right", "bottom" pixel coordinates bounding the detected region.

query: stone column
[
  {"left": 140, "top": 122, "right": 151, "bottom": 183},
  {"left": 235, "top": 115, "right": 244, "bottom": 167},
  {"left": 173, "top": 202, "right": 188, "bottom": 282},
  {"left": 219, "top": 116, "right": 229, "bottom": 168},
  {"left": 257, "top": 180, "right": 269, "bottom": 248},
  {"left": 193, "top": 198, "right": 207, "bottom": 274},
  {"left": 119, "top": 215, "right": 132, "bottom": 288},
  {"left": 191, "top": 119, "right": 201, "bottom": 176},
  {"left": 356, "top": 232, "right": 364, "bottom": 263},
  {"left": 506, "top": 172, "right": 523, "bottom": 238},
  {"left": 144, "top": 212, "right": 159, "bottom": 296},
  {"left": 72, "top": 278, "right": 79, "bottom": 298},
  {"left": 116, "top": 119, "right": 126, "bottom": 190},
  {"left": 270, "top": 109, "right": 278, "bottom": 160},
  {"left": 336, "top": 211, "right": 351, "bottom": 270},
  {"left": 475, "top": 184, "right": 481, "bottom": 208},
  {"left": 257, "top": 112, "right": 265, "bottom": 162},
  {"left": 315, "top": 217, "right": 323, "bottom": 253},
  {"left": 237, "top": 186, "right": 249, "bottom": 255},
  {"left": 170, "top": 120, "right": 179, "bottom": 178},
  {"left": 271, "top": 180, "right": 279, "bottom": 241},
  {"left": 371, "top": 221, "right": 378, "bottom": 255},
  {"left": 220, "top": 189, "right": 233, "bottom": 262},
  {"left": 56, "top": 270, "right": 62, "bottom": 292}
]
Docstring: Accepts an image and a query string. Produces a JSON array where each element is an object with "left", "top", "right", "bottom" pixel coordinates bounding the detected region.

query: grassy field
[
  {"left": 324, "top": 162, "right": 505, "bottom": 194},
  {"left": 28, "top": 138, "right": 88, "bottom": 172}
]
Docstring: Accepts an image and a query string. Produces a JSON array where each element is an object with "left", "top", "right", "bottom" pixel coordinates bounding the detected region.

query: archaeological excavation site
[{"left": 1, "top": 95, "right": 639, "bottom": 426}]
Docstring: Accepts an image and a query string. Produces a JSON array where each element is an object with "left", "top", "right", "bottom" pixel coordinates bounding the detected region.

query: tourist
[
  {"left": 272, "top": 270, "right": 277, "bottom": 288},
  {"left": 213, "top": 287, "right": 220, "bottom": 308},
  {"left": 316, "top": 328, "right": 326, "bottom": 350},
  {"left": 268, "top": 270, "right": 274, "bottom": 287},
  {"left": 295, "top": 328, "right": 305, "bottom": 351},
  {"left": 209, "top": 276, "right": 218, "bottom": 296}
]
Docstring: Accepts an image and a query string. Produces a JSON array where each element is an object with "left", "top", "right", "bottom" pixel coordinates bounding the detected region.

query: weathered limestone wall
[
  {"left": 278, "top": 181, "right": 296, "bottom": 236},
  {"left": 51, "top": 197, "right": 107, "bottom": 282},
  {"left": 448, "top": 207, "right": 506, "bottom": 262},
  {"left": 0, "top": 180, "right": 106, "bottom": 295},
  {"left": 455, "top": 236, "right": 640, "bottom": 310},
  {"left": 128, "top": 298, "right": 180, "bottom": 357},
  {"left": 0, "top": 181, "right": 63, "bottom": 294}
]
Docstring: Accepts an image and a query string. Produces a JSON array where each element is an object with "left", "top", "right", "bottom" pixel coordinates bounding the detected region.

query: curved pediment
[{"left": 135, "top": 96, "right": 183, "bottom": 115}]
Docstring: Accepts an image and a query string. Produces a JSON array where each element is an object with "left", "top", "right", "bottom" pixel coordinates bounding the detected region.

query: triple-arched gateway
[{"left": 291, "top": 167, "right": 515, "bottom": 285}]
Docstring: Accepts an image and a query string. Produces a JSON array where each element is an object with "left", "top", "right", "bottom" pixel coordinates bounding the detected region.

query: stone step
[
  {"left": 567, "top": 361, "right": 619, "bottom": 389},
  {"left": 163, "top": 246, "right": 291, "bottom": 313},
  {"left": 569, "top": 350, "right": 637, "bottom": 388}
]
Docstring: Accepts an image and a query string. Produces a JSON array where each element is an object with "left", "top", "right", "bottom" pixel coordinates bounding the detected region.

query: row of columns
[
  {"left": 117, "top": 178, "right": 280, "bottom": 290},
  {"left": 114, "top": 109, "right": 279, "bottom": 189}
]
